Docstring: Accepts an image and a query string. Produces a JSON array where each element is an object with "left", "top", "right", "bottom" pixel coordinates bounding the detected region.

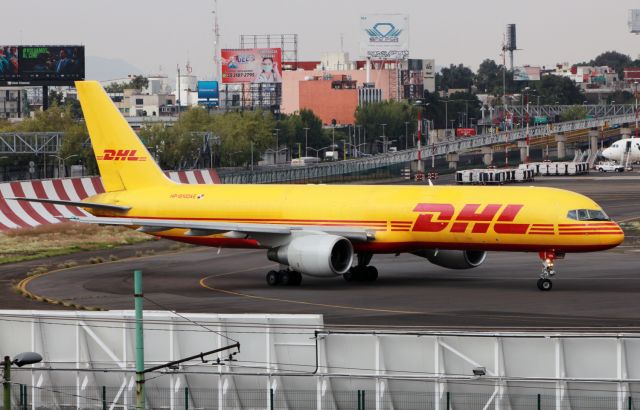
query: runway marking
[
  {"left": 618, "top": 215, "right": 640, "bottom": 223},
  {"left": 16, "top": 246, "right": 249, "bottom": 310},
  {"left": 199, "top": 273, "right": 424, "bottom": 315}
]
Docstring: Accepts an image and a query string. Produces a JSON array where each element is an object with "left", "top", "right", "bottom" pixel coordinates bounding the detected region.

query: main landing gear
[
  {"left": 266, "top": 269, "right": 302, "bottom": 287},
  {"left": 343, "top": 253, "right": 379, "bottom": 282},
  {"left": 537, "top": 251, "right": 558, "bottom": 291}
]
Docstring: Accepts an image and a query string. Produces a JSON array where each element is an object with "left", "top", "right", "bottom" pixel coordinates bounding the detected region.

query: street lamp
[
  {"left": 379, "top": 124, "right": 387, "bottom": 154},
  {"left": 49, "top": 154, "right": 78, "bottom": 178},
  {"left": 404, "top": 121, "right": 410, "bottom": 149},
  {"left": 4, "top": 352, "right": 43, "bottom": 410},
  {"left": 306, "top": 146, "right": 331, "bottom": 159},
  {"left": 303, "top": 127, "right": 310, "bottom": 157}
]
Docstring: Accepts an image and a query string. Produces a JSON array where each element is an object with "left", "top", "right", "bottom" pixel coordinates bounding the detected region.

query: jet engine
[
  {"left": 267, "top": 234, "right": 354, "bottom": 277},
  {"left": 414, "top": 249, "right": 487, "bottom": 270}
]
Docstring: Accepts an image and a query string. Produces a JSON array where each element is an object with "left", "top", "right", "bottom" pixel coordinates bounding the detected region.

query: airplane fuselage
[{"left": 89, "top": 183, "right": 624, "bottom": 254}]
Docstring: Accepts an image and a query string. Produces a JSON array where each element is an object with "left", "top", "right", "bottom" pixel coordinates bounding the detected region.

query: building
[
  {"left": 298, "top": 75, "right": 359, "bottom": 125},
  {"left": 282, "top": 56, "right": 435, "bottom": 121},
  {"left": 0, "top": 88, "right": 23, "bottom": 118},
  {"left": 112, "top": 88, "right": 176, "bottom": 117}
]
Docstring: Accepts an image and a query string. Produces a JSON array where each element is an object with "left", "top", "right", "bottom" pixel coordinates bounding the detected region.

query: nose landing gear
[{"left": 537, "top": 250, "right": 557, "bottom": 291}]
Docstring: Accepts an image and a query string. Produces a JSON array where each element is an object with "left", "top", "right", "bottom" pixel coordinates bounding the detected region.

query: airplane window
[
  {"left": 585, "top": 209, "right": 610, "bottom": 221},
  {"left": 577, "top": 209, "right": 589, "bottom": 220},
  {"left": 567, "top": 210, "right": 577, "bottom": 220}
]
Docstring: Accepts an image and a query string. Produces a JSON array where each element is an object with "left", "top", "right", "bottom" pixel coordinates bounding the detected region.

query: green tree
[
  {"left": 560, "top": 105, "right": 588, "bottom": 122},
  {"left": 532, "top": 75, "right": 585, "bottom": 105},
  {"left": 354, "top": 101, "right": 416, "bottom": 152},
  {"left": 104, "top": 75, "right": 148, "bottom": 93},
  {"left": 276, "top": 109, "right": 327, "bottom": 155},
  {"left": 591, "top": 51, "right": 631, "bottom": 78},
  {"left": 439, "top": 64, "right": 475, "bottom": 91}
]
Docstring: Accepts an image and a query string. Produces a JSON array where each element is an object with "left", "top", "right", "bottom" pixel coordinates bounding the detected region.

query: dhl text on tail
[{"left": 12, "top": 81, "right": 624, "bottom": 291}]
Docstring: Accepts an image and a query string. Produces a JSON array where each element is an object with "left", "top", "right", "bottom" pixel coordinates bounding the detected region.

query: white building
[{"left": 175, "top": 73, "right": 199, "bottom": 107}]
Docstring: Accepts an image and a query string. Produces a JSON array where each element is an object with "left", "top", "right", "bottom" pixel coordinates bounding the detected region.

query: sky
[{"left": 4, "top": 0, "right": 640, "bottom": 80}]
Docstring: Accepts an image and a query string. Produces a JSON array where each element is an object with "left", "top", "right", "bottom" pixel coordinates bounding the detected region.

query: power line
[{"left": 143, "top": 295, "right": 239, "bottom": 343}]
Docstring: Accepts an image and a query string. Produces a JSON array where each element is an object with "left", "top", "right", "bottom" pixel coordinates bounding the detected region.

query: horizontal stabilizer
[{"left": 8, "top": 197, "right": 131, "bottom": 212}]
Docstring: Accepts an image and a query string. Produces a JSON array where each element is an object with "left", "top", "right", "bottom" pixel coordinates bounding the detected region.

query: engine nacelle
[
  {"left": 414, "top": 249, "right": 487, "bottom": 270},
  {"left": 267, "top": 234, "right": 354, "bottom": 277}
]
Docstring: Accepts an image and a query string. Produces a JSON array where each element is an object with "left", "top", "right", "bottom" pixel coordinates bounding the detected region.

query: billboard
[
  {"left": 0, "top": 45, "right": 84, "bottom": 86},
  {"left": 456, "top": 128, "right": 477, "bottom": 137},
  {"left": 360, "top": 14, "right": 409, "bottom": 60},
  {"left": 198, "top": 81, "right": 219, "bottom": 107},
  {"left": 514, "top": 66, "right": 541, "bottom": 81},
  {"left": 401, "top": 59, "right": 424, "bottom": 101},
  {"left": 221, "top": 48, "right": 282, "bottom": 84}
]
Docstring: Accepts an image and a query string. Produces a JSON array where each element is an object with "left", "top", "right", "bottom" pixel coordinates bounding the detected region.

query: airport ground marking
[{"left": 199, "top": 273, "right": 424, "bottom": 315}]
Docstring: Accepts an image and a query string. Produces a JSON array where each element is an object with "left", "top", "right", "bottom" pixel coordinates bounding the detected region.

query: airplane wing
[
  {"left": 7, "top": 197, "right": 131, "bottom": 212},
  {"left": 70, "top": 216, "right": 376, "bottom": 242}
]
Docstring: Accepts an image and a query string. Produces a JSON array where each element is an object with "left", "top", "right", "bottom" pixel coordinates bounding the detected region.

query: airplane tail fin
[{"left": 75, "top": 81, "right": 173, "bottom": 192}]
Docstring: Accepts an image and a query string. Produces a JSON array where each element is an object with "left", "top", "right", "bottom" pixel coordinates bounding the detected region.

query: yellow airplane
[{"left": 14, "top": 81, "right": 625, "bottom": 291}]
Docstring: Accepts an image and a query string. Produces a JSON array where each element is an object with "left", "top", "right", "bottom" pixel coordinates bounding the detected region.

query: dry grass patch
[{"left": 0, "top": 222, "right": 153, "bottom": 264}]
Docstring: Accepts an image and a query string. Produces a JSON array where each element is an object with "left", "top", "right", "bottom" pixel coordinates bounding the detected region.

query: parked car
[{"left": 595, "top": 162, "right": 624, "bottom": 172}]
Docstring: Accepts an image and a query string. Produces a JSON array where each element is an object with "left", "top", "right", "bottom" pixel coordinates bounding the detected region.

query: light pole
[
  {"left": 303, "top": 127, "right": 310, "bottom": 157},
  {"left": 404, "top": 121, "right": 409, "bottom": 149},
  {"left": 634, "top": 81, "right": 639, "bottom": 137},
  {"left": 49, "top": 154, "right": 78, "bottom": 178},
  {"left": 3, "top": 352, "right": 42, "bottom": 410},
  {"left": 380, "top": 123, "right": 387, "bottom": 153}
]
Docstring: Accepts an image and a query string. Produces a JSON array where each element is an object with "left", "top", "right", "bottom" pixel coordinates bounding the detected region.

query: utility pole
[
  {"left": 177, "top": 65, "right": 182, "bottom": 118},
  {"left": 303, "top": 127, "right": 309, "bottom": 157},
  {"left": 3, "top": 356, "right": 10, "bottom": 410},
  {"left": 134, "top": 270, "right": 145, "bottom": 410},
  {"left": 250, "top": 142, "right": 254, "bottom": 171},
  {"left": 380, "top": 124, "right": 387, "bottom": 154},
  {"left": 212, "top": 0, "right": 220, "bottom": 81},
  {"left": 404, "top": 121, "right": 409, "bottom": 149}
]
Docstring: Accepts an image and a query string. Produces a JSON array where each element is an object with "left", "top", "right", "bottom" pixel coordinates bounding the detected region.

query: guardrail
[{"left": 219, "top": 114, "right": 635, "bottom": 183}]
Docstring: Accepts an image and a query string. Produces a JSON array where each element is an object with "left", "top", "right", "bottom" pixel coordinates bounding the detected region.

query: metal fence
[{"left": 4, "top": 385, "right": 636, "bottom": 410}]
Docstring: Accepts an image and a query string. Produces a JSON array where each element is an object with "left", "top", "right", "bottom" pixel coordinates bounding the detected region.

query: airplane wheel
[
  {"left": 290, "top": 271, "right": 302, "bottom": 286},
  {"left": 537, "top": 278, "right": 552, "bottom": 291},
  {"left": 266, "top": 271, "right": 280, "bottom": 286},
  {"left": 280, "top": 270, "right": 291, "bottom": 286},
  {"left": 343, "top": 270, "right": 355, "bottom": 282},
  {"left": 365, "top": 266, "right": 379, "bottom": 282}
]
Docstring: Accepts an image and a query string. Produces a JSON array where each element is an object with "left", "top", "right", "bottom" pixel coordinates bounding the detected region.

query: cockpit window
[{"left": 567, "top": 209, "right": 610, "bottom": 221}]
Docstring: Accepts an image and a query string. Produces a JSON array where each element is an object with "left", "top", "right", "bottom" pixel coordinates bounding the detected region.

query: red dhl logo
[
  {"left": 412, "top": 203, "right": 529, "bottom": 234},
  {"left": 96, "top": 149, "right": 147, "bottom": 162}
]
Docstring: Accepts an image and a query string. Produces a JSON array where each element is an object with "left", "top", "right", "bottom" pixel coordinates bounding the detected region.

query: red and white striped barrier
[{"left": 0, "top": 169, "right": 221, "bottom": 230}]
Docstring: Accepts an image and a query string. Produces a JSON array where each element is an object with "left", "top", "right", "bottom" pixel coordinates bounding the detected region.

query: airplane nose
[{"left": 601, "top": 222, "right": 625, "bottom": 248}]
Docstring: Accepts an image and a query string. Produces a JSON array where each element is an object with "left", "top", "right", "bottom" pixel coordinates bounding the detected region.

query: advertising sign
[
  {"left": 198, "top": 80, "right": 219, "bottom": 107},
  {"left": 456, "top": 128, "right": 477, "bottom": 137},
  {"left": 360, "top": 14, "right": 409, "bottom": 60},
  {"left": 514, "top": 66, "right": 541, "bottom": 81},
  {"left": 221, "top": 48, "right": 282, "bottom": 84},
  {"left": 0, "top": 45, "right": 85, "bottom": 86}
]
